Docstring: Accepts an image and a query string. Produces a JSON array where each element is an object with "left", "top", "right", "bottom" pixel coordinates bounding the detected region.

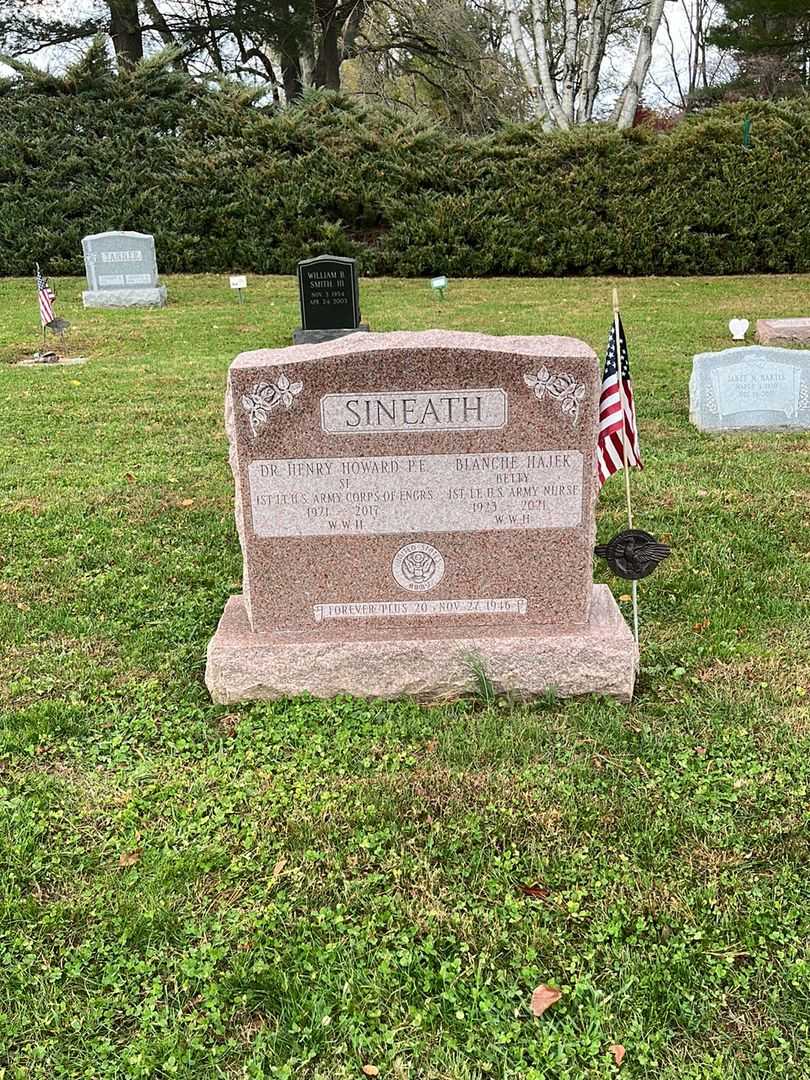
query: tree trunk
[
  {"left": 505, "top": 0, "right": 549, "bottom": 120},
  {"left": 300, "top": 44, "right": 316, "bottom": 88},
  {"left": 142, "top": 0, "right": 178, "bottom": 51},
  {"left": 341, "top": 0, "right": 367, "bottom": 59},
  {"left": 613, "top": 0, "right": 667, "bottom": 128},
  {"left": 560, "top": 0, "right": 578, "bottom": 123},
  {"left": 313, "top": 15, "right": 342, "bottom": 89},
  {"left": 580, "top": 0, "right": 614, "bottom": 121},
  {"left": 108, "top": 0, "right": 144, "bottom": 68},
  {"left": 282, "top": 54, "right": 303, "bottom": 100},
  {"left": 532, "top": 0, "right": 570, "bottom": 129}
]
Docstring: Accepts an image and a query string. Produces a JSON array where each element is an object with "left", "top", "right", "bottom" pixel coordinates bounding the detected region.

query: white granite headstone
[
  {"left": 689, "top": 346, "right": 810, "bottom": 432},
  {"left": 82, "top": 231, "right": 167, "bottom": 309}
]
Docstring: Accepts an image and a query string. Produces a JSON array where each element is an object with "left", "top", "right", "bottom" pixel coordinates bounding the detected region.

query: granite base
[
  {"left": 756, "top": 318, "right": 810, "bottom": 345},
  {"left": 82, "top": 286, "right": 167, "bottom": 309},
  {"left": 205, "top": 584, "right": 638, "bottom": 704},
  {"left": 293, "top": 324, "right": 369, "bottom": 345}
]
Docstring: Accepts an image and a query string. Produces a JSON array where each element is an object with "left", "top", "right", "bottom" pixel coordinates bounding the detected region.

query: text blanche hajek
[{"left": 320, "top": 389, "right": 507, "bottom": 433}]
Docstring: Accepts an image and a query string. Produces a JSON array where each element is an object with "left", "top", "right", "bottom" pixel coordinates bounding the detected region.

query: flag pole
[{"left": 612, "top": 287, "right": 639, "bottom": 646}]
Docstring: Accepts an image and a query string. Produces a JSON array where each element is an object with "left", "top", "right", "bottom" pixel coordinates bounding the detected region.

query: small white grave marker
[
  {"left": 729, "top": 318, "right": 749, "bottom": 341},
  {"left": 230, "top": 275, "right": 247, "bottom": 302}
]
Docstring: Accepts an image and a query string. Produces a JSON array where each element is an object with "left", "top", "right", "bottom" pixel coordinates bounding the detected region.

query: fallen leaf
[
  {"left": 619, "top": 594, "right": 632, "bottom": 603},
  {"left": 610, "top": 1044, "right": 626, "bottom": 1066},
  {"left": 530, "top": 984, "right": 561, "bottom": 1017},
  {"left": 695, "top": 746, "right": 707, "bottom": 757},
  {"left": 692, "top": 619, "right": 710, "bottom": 632},
  {"left": 362, "top": 1067, "right": 380, "bottom": 1077},
  {"left": 518, "top": 882, "right": 550, "bottom": 900},
  {"left": 119, "top": 849, "right": 141, "bottom": 868},
  {"left": 271, "top": 856, "right": 288, "bottom": 880},
  {"left": 125, "top": 472, "right": 136, "bottom": 484},
  {"left": 179, "top": 498, "right": 194, "bottom": 508},
  {"left": 218, "top": 713, "right": 239, "bottom": 737}
]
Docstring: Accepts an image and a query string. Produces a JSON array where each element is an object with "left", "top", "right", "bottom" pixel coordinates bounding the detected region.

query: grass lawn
[{"left": 1, "top": 273, "right": 809, "bottom": 1079}]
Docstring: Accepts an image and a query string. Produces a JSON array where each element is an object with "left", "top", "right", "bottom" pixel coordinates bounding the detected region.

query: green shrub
[{"left": 1, "top": 49, "right": 809, "bottom": 277}]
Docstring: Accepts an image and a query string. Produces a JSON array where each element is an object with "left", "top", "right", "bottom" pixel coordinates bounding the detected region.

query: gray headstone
[
  {"left": 82, "top": 231, "right": 167, "bottom": 308},
  {"left": 294, "top": 255, "right": 366, "bottom": 343},
  {"left": 689, "top": 346, "right": 810, "bottom": 432}
]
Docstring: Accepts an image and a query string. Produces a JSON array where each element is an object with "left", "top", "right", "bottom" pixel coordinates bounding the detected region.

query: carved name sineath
[
  {"left": 248, "top": 449, "right": 584, "bottom": 538},
  {"left": 321, "top": 388, "right": 507, "bottom": 433},
  {"left": 314, "top": 598, "right": 528, "bottom": 621}
]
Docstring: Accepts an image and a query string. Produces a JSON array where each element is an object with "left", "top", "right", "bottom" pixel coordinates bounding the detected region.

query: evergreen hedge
[{"left": 1, "top": 51, "right": 809, "bottom": 277}]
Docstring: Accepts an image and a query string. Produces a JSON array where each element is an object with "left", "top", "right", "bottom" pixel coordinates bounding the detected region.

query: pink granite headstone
[
  {"left": 757, "top": 318, "right": 810, "bottom": 346},
  {"left": 206, "top": 331, "right": 637, "bottom": 702}
]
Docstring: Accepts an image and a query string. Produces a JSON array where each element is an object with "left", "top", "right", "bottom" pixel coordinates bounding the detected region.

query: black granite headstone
[{"left": 294, "top": 255, "right": 368, "bottom": 344}]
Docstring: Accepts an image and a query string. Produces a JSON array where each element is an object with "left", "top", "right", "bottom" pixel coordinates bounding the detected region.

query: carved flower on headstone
[
  {"left": 242, "top": 382, "right": 279, "bottom": 437},
  {"left": 524, "top": 367, "right": 553, "bottom": 398},
  {"left": 556, "top": 375, "right": 586, "bottom": 424},
  {"left": 241, "top": 373, "right": 303, "bottom": 437},
  {"left": 275, "top": 372, "right": 303, "bottom": 410},
  {"left": 524, "top": 367, "right": 586, "bottom": 428}
]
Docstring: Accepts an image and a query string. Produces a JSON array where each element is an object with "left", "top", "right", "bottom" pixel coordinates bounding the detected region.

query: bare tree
[
  {"left": 0, "top": 0, "right": 365, "bottom": 98},
  {"left": 647, "top": 0, "right": 733, "bottom": 109},
  {"left": 611, "top": 0, "right": 666, "bottom": 125},
  {"left": 504, "top": 0, "right": 669, "bottom": 128},
  {"left": 347, "top": 0, "right": 522, "bottom": 130}
]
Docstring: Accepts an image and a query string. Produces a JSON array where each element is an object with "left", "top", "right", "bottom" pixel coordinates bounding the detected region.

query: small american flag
[
  {"left": 597, "top": 314, "right": 642, "bottom": 489},
  {"left": 36, "top": 264, "right": 55, "bottom": 327}
]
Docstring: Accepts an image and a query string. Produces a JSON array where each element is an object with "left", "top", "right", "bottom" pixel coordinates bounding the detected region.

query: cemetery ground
[{"left": 1, "top": 273, "right": 809, "bottom": 1080}]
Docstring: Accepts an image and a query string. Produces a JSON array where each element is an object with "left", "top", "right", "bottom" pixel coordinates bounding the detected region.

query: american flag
[
  {"left": 596, "top": 314, "right": 642, "bottom": 489},
  {"left": 36, "top": 264, "right": 55, "bottom": 327}
]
